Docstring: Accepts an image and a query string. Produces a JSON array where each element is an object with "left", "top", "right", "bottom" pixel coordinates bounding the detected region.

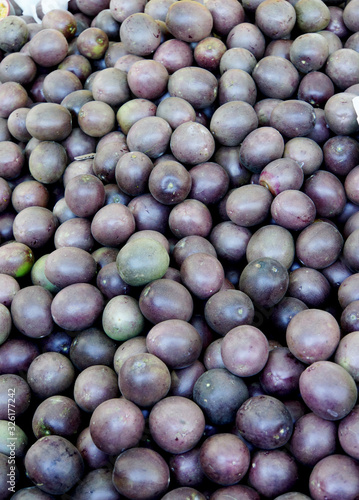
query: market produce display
[{"left": 0, "top": 0, "right": 359, "bottom": 498}]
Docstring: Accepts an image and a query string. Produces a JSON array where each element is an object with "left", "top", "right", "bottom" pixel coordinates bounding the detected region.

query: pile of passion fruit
[{"left": 0, "top": 0, "right": 359, "bottom": 498}]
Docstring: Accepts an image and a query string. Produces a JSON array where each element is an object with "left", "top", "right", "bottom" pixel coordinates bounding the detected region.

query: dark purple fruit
[
  {"left": 286, "top": 309, "right": 340, "bottom": 364},
  {"left": 309, "top": 454, "right": 359, "bottom": 500},
  {"left": 259, "top": 347, "right": 305, "bottom": 397},
  {"left": 271, "top": 190, "right": 316, "bottom": 231},
  {"left": 204, "top": 289, "right": 254, "bottom": 336},
  {"left": 27, "top": 352, "right": 75, "bottom": 399},
  {"left": 74, "top": 365, "right": 119, "bottom": 412},
  {"left": 193, "top": 368, "right": 248, "bottom": 426},
  {"left": 153, "top": 39, "right": 194, "bottom": 74},
  {"left": 170, "top": 360, "right": 205, "bottom": 400},
  {"left": 51, "top": 283, "right": 104, "bottom": 331},
  {"left": 54, "top": 218, "right": 95, "bottom": 252},
  {"left": 0, "top": 241, "right": 35, "bottom": 278},
  {"left": 139, "top": 278, "right": 193, "bottom": 324},
  {"left": 0, "top": 338, "right": 39, "bottom": 375},
  {"left": 324, "top": 92, "right": 359, "bottom": 136},
  {"left": 119, "top": 352, "right": 171, "bottom": 407},
  {"left": 210, "top": 101, "right": 258, "bottom": 147},
  {"left": 170, "top": 121, "right": 215, "bottom": 166},
  {"left": 127, "top": 116, "right": 172, "bottom": 159},
  {"left": 236, "top": 395, "right": 293, "bottom": 449},
  {"left": 149, "top": 396, "right": 205, "bottom": 454},
  {"left": 226, "top": 184, "right": 273, "bottom": 227},
  {"left": 32, "top": 395, "right": 81, "bottom": 439},
  {"left": 115, "top": 151, "right": 154, "bottom": 196},
  {"left": 29, "top": 29, "right": 68, "bottom": 67},
  {"left": 326, "top": 48, "right": 359, "bottom": 90},
  {"left": 113, "top": 447, "right": 170, "bottom": 499},
  {"left": 338, "top": 405, "right": 359, "bottom": 461},
  {"left": 218, "top": 69, "right": 257, "bottom": 106},
  {"left": 149, "top": 160, "right": 191, "bottom": 205},
  {"left": 297, "top": 71, "right": 334, "bottom": 107},
  {"left": 91, "top": 203, "right": 135, "bottom": 247},
  {"left": 42, "top": 8, "right": 77, "bottom": 39},
  {"left": 200, "top": 433, "right": 250, "bottom": 486},
  {"left": 25, "top": 103, "right": 72, "bottom": 142},
  {"left": 168, "top": 67, "right": 218, "bottom": 109},
  {"left": 294, "top": 0, "right": 330, "bottom": 32},
  {"left": 221, "top": 325, "right": 269, "bottom": 377},
  {"left": 248, "top": 449, "right": 299, "bottom": 499},
  {"left": 226, "top": 22, "right": 266, "bottom": 60},
  {"left": 290, "top": 34, "right": 329, "bottom": 74},
  {"left": 0, "top": 374, "right": 31, "bottom": 419},
  {"left": 128, "top": 59, "right": 168, "bottom": 100},
  {"left": 92, "top": 67, "right": 130, "bottom": 106},
  {"left": 146, "top": 319, "right": 202, "bottom": 370},
  {"left": 296, "top": 221, "right": 343, "bottom": 270},
  {"left": 45, "top": 247, "right": 96, "bottom": 289},
  {"left": 304, "top": 170, "right": 346, "bottom": 218},
  {"left": 120, "top": 13, "right": 161, "bottom": 56},
  {"left": 0, "top": 15, "right": 28, "bottom": 53},
  {"left": 299, "top": 361, "right": 357, "bottom": 421},
  {"left": 288, "top": 267, "right": 331, "bottom": 308},
  {"left": 289, "top": 412, "right": 337, "bottom": 467},
  {"left": 246, "top": 225, "right": 295, "bottom": 270},
  {"left": 181, "top": 253, "right": 224, "bottom": 300},
  {"left": 89, "top": 398, "right": 145, "bottom": 455},
  {"left": 10, "top": 285, "right": 53, "bottom": 339},
  {"left": 24, "top": 436, "right": 84, "bottom": 495},
  {"left": 166, "top": 1, "right": 213, "bottom": 42},
  {"left": 252, "top": 56, "right": 299, "bottom": 99},
  {"left": 169, "top": 200, "right": 213, "bottom": 238},
  {"left": 72, "top": 468, "right": 121, "bottom": 500},
  {"left": 78, "top": 100, "right": 115, "bottom": 138},
  {"left": 76, "top": 427, "right": 111, "bottom": 470},
  {"left": 239, "top": 257, "right": 289, "bottom": 309},
  {"left": 270, "top": 100, "right": 316, "bottom": 138}
]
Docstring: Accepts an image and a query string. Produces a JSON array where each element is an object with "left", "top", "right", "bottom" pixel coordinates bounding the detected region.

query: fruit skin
[
  {"left": 221, "top": 325, "right": 269, "bottom": 377},
  {"left": 102, "top": 295, "right": 144, "bottom": 341},
  {"left": 116, "top": 237, "right": 170, "bottom": 286},
  {"left": 299, "top": 361, "right": 358, "bottom": 421},
  {"left": 294, "top": 0, "right": 330, "bottom": 33},
  {"left": 89, "top": 398, "right": 145, "bottom": 456},
  {"left": 51, "top": 283, "right": 105, "bottom": 332},
  {"left": 309, "top": 454, "right": 359, "bottom": 500},
  {"left": 32, "top": 395, "right": 81, "bottom": 439},
  {"left": 10, "top": 285, "right": 54, "bottom": 339},
  {"left": 24, "top": 435, "right": 84, "bottom": 495},
  {"left": 199, "top": 433, "right": 251, "bottom": 486},
  {"left": 239, "top": 257, "right": 289, "bottom": 308},
  {"left": 112, "top": 447, "right": 170, "bottom": 500},
  {"left": 139, "top": 278, "right": 194, "bottom": 324},
  {"left": 146, "top": 319, "right": 203, "bottom": 369},
  {"left": 25, "top": 103, "right": 72, "bottom": 142},
  {"left": 119, "top": 352, "right": 171, "bottom": 407},
  {"left": 149, "top": 395, "right": 206, "bottom": 454},
  {"left": 0, "top": 242, "right": 34, "bottom": 278},
  {"left": 236, "top": 395, "right": 293, "bottom": 450},
  {"left": 0, "top": 15, "right": 28, "bottom": 52},
  {"left": 193, "top": 368, "right": 249, "bottom": 426}
]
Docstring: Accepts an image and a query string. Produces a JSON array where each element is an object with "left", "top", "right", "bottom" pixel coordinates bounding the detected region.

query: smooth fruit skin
[
  {"left": 309, "top": 454, "right": 359, "bottom": 500},
  {"left": 24, "top": 435, "right": 84, "bottom": 495},
  {"left": 299, "top": 361, "right": 358, "bottom": 421}
]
